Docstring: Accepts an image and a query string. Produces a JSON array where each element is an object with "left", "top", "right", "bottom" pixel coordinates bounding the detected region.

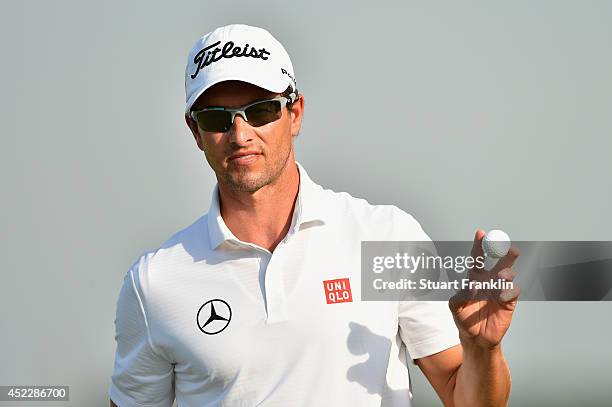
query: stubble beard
[{"left": 217, "top": 144, "right": 292, "bottom": 193}]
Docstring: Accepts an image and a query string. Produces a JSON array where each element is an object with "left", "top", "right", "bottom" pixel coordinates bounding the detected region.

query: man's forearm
[{"left": 451, "top": 341, "right": 511, "bottom": 407}]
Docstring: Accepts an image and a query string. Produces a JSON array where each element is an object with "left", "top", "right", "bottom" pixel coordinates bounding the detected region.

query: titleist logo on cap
[{"left": 190, "top": 41, "right": 271, "bottom": 79}]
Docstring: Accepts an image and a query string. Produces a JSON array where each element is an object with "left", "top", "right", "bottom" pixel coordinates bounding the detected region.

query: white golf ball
[{"left": 482, "top": 229, "right": 511, "bottom": 259}]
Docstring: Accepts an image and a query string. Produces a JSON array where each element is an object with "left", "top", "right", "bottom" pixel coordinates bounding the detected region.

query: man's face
[{"left": 185, "top": 80, "right": 304, "bottom": 192}]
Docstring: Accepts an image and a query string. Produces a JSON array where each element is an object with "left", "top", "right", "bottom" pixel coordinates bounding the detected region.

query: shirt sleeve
[
  {"left": 398, "top": 300, "right": 460, "bottom": 363},
  {"left": 109, "top": 264, "right": 175, "bottom": 407},
  {"left": 388, "top": 207, "right": 460, "bottom": 363}
]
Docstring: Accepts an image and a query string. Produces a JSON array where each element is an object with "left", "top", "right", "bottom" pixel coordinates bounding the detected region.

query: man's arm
[
  {"left": 416, "top": 343, "right": 511, "bottom": 407},
  {"left": 110, "top": 265, "right": 176, "bottom": 407},
  {"left": 416, "top": 230, "right": 519, "bottom": 407}
]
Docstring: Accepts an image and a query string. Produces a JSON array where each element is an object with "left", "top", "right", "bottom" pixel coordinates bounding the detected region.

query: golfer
[{"left": 110, "top": 24, "right": 520, "bottom": 407}]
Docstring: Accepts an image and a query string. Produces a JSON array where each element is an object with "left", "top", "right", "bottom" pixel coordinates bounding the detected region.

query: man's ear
[
  {"left": 289, "top": 94, "right": 305, "bottom": 138},
  {"left": 185, "top": 114, "right": 205, "bottom": 152}
]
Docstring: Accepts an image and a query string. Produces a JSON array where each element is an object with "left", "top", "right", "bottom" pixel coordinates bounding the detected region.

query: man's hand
[
  {"left": 417, "top": 229, "right": 520, "bottom": 407},
  {"left": 449, "top": 229, "right": 520, "bottom": 349}
]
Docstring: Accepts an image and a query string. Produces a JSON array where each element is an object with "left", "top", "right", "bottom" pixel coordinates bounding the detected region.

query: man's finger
[
  {"left": 497, "top": 267, "right": 517, "bottom": 282},
  {"left": 470, "top": 229, "right": 486, "bottom": 273},
  {"left": 499, "top": 284, "right": 521, "bottom": 303},
  {"left": 491, "top": 246, "right": 520, "bottom": 274}
]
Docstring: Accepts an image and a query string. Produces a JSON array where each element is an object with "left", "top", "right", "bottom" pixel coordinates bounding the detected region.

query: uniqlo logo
[{"left": 323, "top": 278, "right": 353, "bottom": 304}]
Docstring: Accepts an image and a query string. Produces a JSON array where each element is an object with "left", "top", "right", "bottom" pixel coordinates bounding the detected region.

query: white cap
[{"left": 184, "top": 24, "right": 298, "bottom": 113}]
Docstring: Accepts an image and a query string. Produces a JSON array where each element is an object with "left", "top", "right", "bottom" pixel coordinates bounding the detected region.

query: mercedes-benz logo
[{"left": 196, "top": 299, "right": 232, "bottom": 335}]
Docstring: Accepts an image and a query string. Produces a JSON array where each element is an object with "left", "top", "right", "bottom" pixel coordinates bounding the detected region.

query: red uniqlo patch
[{"left": 323, "top": 278, "right": 353, "bottom": 304}]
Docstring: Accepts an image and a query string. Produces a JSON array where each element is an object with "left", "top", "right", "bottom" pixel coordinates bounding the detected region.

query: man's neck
[{"left": 217, "top": 159, "right": 300, "bottom": 252}]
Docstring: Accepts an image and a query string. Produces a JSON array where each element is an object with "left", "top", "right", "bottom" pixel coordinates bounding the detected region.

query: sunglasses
[{"left": 190, "top": 95, "right": 296, "bottom": 133}]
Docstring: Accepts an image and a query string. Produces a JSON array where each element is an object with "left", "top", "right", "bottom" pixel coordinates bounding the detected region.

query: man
[{"left": 110, "top": 24, "right": 520, "bottom": 407}]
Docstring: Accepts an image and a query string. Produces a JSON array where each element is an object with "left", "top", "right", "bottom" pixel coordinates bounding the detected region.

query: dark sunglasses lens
[
  {"left": 195, "top": 110, "right": 232, "bottom": 132},
  {"left": 245, "top": 100, "right": 282, "bottom": 127}
]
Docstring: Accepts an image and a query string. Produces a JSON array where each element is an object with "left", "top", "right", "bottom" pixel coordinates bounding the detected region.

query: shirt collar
[{"left": 207, "top": 162, "right": 328, "bottom": 250}]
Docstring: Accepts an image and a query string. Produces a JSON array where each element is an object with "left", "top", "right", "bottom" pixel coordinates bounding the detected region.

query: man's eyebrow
[{"left": 194, "top": 94, "right": 280, "bottom": 110}]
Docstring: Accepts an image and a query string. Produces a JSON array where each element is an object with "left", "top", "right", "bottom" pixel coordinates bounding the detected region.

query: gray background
[{"left": 1, "top": 1, "right": 611, "bottom": 406}]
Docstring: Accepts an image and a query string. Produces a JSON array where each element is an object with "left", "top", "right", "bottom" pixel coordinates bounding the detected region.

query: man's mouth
[{"left": 228, "top": 151, "right": 262, "bottom": 165}]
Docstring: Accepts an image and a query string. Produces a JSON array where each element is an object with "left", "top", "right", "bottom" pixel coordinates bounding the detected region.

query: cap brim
[{"left": 185, "top": 74, "right": 289, "bottom": 113}]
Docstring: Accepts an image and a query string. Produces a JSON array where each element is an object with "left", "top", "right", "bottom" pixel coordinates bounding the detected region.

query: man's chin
[{"left": 223, "top": 172, "right": 270, "bottom": 193}]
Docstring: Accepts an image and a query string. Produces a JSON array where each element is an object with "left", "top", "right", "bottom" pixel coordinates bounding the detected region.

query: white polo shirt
[{"left": 110, "top": 163, "right": 459, "bottom": 407}]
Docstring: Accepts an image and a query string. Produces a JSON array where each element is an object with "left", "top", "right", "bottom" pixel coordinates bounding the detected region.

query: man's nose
[{"left": 227, "top": 114, "right": 253, "bottom": 145}]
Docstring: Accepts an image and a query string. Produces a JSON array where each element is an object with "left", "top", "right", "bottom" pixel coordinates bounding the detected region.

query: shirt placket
[
  {"left": 242, "top": 240, "right": 289, "bottom": 324},
  {"left": 263, "top": 242, "right": 289, "bottom": 324}
]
